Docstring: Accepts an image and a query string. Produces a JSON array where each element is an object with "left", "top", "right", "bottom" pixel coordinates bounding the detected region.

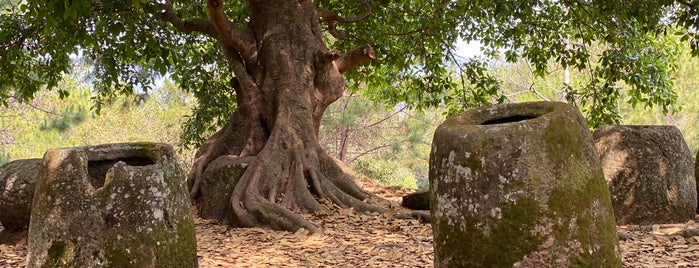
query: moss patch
[
  {"left": 541, "top": 115, "right": 620, "bottom": 267},
  {"left": 543, "top": 115, "right": 588, "bottom": 190},
  {"left": 103, "top": 217, "right": 196, "bottom": 268},
  {"left": 547, "top": 177, "right": 620, "bottom": 267},
  {"left": 435, "top": 197, "right": 544, "bottom": 267},
  {"left": 155, "top": 217, "right": 198, "bottom": 267},
  {"left": 44, "top": 240, "right": 73, "bottom": 268}
]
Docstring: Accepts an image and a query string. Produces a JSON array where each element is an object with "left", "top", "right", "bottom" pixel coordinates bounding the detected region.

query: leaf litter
[{"left": 1, "top": 176, "right": 699, "bottom": 267}]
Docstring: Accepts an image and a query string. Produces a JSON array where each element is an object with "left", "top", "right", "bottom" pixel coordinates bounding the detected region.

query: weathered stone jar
[
  {"left": 594, "top": 125, "right": 697, "bottom": 225},
  {"left": 27, "top": 143, "right": 197, "bottom": 268},
  {"left": 0, "top": 158, "right": 41, "bottom": 231},
  {"left": 429, "top": 101, "right": 620, "bottom": 267}
]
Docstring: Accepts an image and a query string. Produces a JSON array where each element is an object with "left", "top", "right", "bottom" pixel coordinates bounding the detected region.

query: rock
[
  {"left": 26, "top": 142, "right": 197, "bottom": 268},
  {"left": 197, "top": 155, "right": 252, "bottom": 223},
  {"left": 0, "top": 158, "right": 41, "bottom": 231},
  {"left": 617, "top": 230, "right": 632, "bottom": 241},
  {"left": 430, "top": 101, "right": 620, "bottom": 267},
  {"left": 593, "top": 125, "right": 697, "bottom": 225},
  {"left": 401, "top": 191, "right": 429, "bottom": 210}
]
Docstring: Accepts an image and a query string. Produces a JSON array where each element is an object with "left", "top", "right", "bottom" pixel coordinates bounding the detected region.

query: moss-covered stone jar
[
  {"left": 429, "top": 101, "right": 620, "bottom": 267},
  {"left": 27, "top": 142, "right": 197, "bottom": 268},
  {"left": 197, "top": 155, "right": 251, "bottom": 223}
]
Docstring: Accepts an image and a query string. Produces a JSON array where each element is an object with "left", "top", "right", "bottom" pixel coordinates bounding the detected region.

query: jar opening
[
  {"left": 87, "top": 156, "right": 155, "bottom": 188},
  {"left": 481, "top": 115, "right": 538, "bottom": 125}
]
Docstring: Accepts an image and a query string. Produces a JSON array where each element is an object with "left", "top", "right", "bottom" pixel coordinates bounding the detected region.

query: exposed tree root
[
  {"left": 182, "top": 0, "right": 426, "bottom": 234},
  {"left": 189, "top": 116, "right": 429, "bottom": 233}
]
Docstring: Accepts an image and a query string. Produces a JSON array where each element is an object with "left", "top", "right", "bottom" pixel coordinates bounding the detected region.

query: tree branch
[
  {"left": 0, "top": 37, "right": 26, "bottom": 50},
  {"left": 221, "top": 44, "right": 257, "bottom": 96},
  {"left": 334, "top": 44, "right": 375, "bottom": 73},
  {"left": 206, "top": 0, "right": 256, "bottom": 62},
  {"left": 347, "top": 144, "right": 392, "bottom": 164},
  {"left": 365, "top": 104, "right": 407, "bottom": 128},
  {"left": 317, "top": 0, "right": 372, "bottom": 39},
  {"left": 346, "top": 137, "right": 426, "bottom": 164},
  {"left": 317, "top": 1, "right": 372, "bottom": 24},
  {"left": 151, "top": 0, "right": 218, "bottom": 37}
]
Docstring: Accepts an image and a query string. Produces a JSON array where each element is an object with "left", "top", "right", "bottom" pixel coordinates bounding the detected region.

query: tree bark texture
[{"left": 167, "top": 0, "right": 404, "bottom": 232}]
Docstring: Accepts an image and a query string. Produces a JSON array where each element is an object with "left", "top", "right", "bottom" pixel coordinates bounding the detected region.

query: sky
[{"left": 454, "top": 40, "right": 484, "bottom": 59}]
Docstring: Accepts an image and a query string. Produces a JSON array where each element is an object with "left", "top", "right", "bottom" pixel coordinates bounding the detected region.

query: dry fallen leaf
[{"left": 3, "top": 178, "right": 699, "bottom": 267}]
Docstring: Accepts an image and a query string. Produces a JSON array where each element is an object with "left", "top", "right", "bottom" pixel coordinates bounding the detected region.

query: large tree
[{"left": 1, "top": 0, "right": 698, "bottom": 232}]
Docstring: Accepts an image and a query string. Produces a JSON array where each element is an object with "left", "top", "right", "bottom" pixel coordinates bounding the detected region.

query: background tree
[
  {"left": 320, "top": 93, "right": 438, "bottom": 189},
  {"left": 2, "top": 0, "right": 698, "bottom": 232},
  {"left": 0, "top": 76, "right": 194, "bottom": 166}
]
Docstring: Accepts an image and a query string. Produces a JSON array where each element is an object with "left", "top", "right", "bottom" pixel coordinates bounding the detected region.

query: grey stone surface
[
  {"left": 430, "top": 101, "right": 620, "bottom": 267},
  {"left": 27, "top": 142, "right": 197, "bottom": 268},
  {"left": 594, "top": 125, "right": 697, "bottom": 225},
  {"left": 197, "top": 155, "right": 252, "bottom": 223},
  {"left": 0, "top": 158, "right": 41, "bottom": 231}
]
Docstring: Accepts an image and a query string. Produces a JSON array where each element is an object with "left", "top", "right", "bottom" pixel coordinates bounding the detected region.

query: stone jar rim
[
  {"left": 43, "top": 142, "right": 173, "bottom": 164},
  {"left": 41, "top": 142, "right": 177, "bottom": 191},
  {"left": 444, "top": 101, "right": 568, "bottom": 127},
  {"left": 596, "top": 124, "right": 679, "bottom": 130}
]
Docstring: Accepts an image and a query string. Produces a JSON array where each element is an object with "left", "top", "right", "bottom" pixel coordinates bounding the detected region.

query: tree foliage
[
  {"left": 3, "top": 0, "right": 699, "bottom": 232},
  {"left": 2, "top": 0, "right": 698, "bottom": 139},
  {"left": 620, "top": 43, "right": 699, "bottom": 159}
]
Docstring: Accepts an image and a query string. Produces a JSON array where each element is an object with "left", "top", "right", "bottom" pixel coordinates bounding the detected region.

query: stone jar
[
  {"left": 197, "top": 155, "right": 251, "bottom": 223},
  {"left": 594, "top": 125, "right": 697, "bottom": 225},
  {"left": 429, "top": 101, "right": 620, "bottom": 267},
  {"left": 0, "top": 158, "right": 41, "bottom": 231},
  {"left": 27, "top": 142, "right": 197, "bottom": 268}
]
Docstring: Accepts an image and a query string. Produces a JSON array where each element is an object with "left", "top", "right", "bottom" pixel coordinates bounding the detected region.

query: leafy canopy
[{"left": 2, "top": 0, "right": 698, "bottom": 146}]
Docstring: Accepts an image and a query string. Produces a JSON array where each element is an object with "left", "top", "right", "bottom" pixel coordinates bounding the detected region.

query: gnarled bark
[{"left": 180, "top": 0, "right": 417, "bottom": 233}]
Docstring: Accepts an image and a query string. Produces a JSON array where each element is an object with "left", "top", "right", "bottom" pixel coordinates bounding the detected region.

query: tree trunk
[{"left": 185, "top": 0, "right": 418, "bottom": 233}]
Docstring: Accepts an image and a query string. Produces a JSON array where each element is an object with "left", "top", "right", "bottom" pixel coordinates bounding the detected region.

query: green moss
[
  {"left": 103, "top": 238, "right": 133, "bottom": 268},
  {"left": 541, "top": 115, "right": 620, "bottom": 267},
  {"left": 43, "top": 240, "right": 73, "bottom": 268},
  {"left": 463, "top": 151, "right": 484, "bottom": 175},
  {"left": 547, "top": 176, "right": 620, "bottom": 267},
  {"left": 436, "top": 197, "right": 544, "bottom": 267},
  {"left": 103, "top": 217, "right": 197, "bottom": 268},
  {"left": 543, "top": 116, "right": 588, "bottom": 190},
  {"left": 154, "top": 218, "right": 198, "bottom": 268},
  {"left": 517, "top": 175, "right": 620, "bottom": 268}
]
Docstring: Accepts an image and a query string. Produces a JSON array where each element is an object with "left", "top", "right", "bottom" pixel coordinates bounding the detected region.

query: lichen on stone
[
  {"left": 430, "top": 101, "right": 620, "bottom": 267},
  {"left": 27, "top": 142, "right": 197, "bottom": 268}
]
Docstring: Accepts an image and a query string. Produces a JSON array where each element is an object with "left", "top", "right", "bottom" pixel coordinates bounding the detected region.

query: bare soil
[{"left": 2, "top": 178, "right": 699, "bottom": 267}]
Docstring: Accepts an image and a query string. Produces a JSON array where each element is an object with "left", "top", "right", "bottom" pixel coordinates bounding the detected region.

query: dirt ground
[{"left": 2, "top": 178, "right": 699, "bottom": 267}]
